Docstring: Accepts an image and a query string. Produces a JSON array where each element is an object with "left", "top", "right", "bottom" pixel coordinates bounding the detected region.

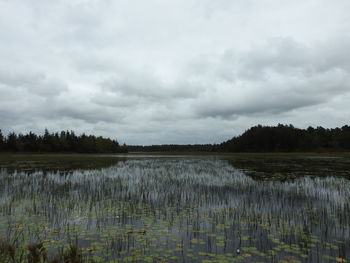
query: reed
[{"left": 0, "top": 156, "right": 349, "bottom": 262}]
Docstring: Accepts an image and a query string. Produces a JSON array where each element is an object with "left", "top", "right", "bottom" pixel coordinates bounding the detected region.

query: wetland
[{"left": 0, "top": 153, "right": 349, "bottom": 262}]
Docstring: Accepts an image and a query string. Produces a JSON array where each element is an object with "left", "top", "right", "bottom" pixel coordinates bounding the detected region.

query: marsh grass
[
  {"left": 0, "top": 155, "right": 349, "bottom": 262},
  {"left": 0, "top": 240, "right": 83, "bottom": 263}
]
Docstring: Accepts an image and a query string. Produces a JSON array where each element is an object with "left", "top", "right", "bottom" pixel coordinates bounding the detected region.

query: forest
[
  {"left": 218, "top": 124, "right": 350, "bottom": 152},
  {"left": 1, "top": 124, "right": 350, "bottom": 153},
  {"left": 0, "top": 129, "right": 127, "bottom": 153},
  {"left": 128, "top": 144, "right": 216, "bottom": 152},
  {"left": 131, "top": 124, "right": 350, "bottom": 152}
]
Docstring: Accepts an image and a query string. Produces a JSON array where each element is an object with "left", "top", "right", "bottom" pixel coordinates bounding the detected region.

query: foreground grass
[
  {"left": 1, "top": 154, "right": 349, "bottom": 262},
  {"left": 0, "top": 153, "right": 127, "bottom": 173},
  {"left": 1, "top": 240, "right": 83, "bottom": 263}
]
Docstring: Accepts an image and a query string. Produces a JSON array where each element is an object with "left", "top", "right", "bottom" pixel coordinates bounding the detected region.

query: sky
[{"left": 0, "top": 0, "right": 350, "bottom": 145}]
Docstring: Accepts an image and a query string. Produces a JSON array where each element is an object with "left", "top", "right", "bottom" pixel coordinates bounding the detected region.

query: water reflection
[{"left": 0, "top": 156, "right": 349, "bottom": 262}]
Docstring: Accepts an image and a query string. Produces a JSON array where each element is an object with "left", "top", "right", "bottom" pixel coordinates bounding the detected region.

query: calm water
[{"left": 0, "top": 154, "right": 349, "bottom": 262}]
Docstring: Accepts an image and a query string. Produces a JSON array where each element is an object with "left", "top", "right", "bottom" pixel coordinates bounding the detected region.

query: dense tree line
[
  {"left": 218, "top": 124, "right": 350, "bottom": 152},
  {"left": 0, "top": 129, "right": 127, "bottom": 153},
  {"left": 128, "top": 144, "right": 216, "bottom": 152},
  {"left": 1, "top": 124, "right": 350, "bottom": 153},
  {"left": 129, "top": 124, "right": 350, "bottom": 153}
]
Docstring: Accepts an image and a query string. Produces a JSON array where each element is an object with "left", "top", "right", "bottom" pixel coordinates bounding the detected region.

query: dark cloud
[
  {"left": 1, "top": 0, "right": 350, "bottom": 144},
  {"left": 0, "top": 69, "right": 67, "bottom": 97},
  {"left": 101, "top": 71, "right": 198, "bottom": 101},
  {"left": 192, "top": 38, "right": 350, "bottom": 118},
  {"left": 54, "top": 105, "right": 123, "bottom": 124}
]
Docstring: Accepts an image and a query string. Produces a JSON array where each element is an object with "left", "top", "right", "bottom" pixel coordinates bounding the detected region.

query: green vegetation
[
  {"left": 130, "top": 124, "right": 350, "bottom": 153},
  {"left": 128, "top": 144, "right": 216, "bottom": 152},
  {"left": 0, "top": 156, "right": 349, "bottom": 262},
  {"left": 0, "top": 240, "right": 83, "bottom": 263},
  {"left": 0, "top": 154, "right": 124, "bottom": 174},
  {"left": 0, "top": 129, "right": 127, "bottom": 153},
  {"left": 219, "top": 124, "right": 350, "bottom": 152},
  {"left": 2, "top": 124, "right": 350, "bottom": 154}
]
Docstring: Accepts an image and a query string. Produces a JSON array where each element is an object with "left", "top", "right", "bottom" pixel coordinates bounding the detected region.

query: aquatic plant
[{"left": 0, "top": 156, "right": 349, "bottom": 262}]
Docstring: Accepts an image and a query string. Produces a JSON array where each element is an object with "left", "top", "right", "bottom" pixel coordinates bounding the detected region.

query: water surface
[{"left": 0, "top": 154, "right": 349, "bottom": 262}]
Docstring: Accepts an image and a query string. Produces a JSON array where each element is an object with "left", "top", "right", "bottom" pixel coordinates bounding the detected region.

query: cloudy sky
[{"left": 1, "top": 0, "right": 350, "bottom": 145}]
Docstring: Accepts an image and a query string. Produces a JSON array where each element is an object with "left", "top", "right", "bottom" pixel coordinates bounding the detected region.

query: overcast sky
[{"left": 1, "top": 0, "right": 350, "bottom": 145}]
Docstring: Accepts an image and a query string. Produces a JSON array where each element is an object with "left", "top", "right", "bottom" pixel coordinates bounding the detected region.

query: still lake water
[{"left": 0, "top": 154, "right": 349, "bottom": 262}]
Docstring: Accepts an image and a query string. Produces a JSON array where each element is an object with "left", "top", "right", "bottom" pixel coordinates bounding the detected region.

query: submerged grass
[
  {"left": 0, "top": 240, "right": 83, "bottom": 263},
  {"left": 0, "top": 155, "right": 349, "bottom": 262}
]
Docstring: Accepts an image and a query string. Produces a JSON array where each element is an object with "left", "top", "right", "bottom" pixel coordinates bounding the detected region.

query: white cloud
[{"left": 0, "top": 0, "right": 349, "bottom": 144}]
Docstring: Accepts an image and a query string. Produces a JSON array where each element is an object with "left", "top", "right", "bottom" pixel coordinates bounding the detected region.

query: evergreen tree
[
  {"left": 6, "top": 132, "right": 18, "bottom": 152},
  {"left": 219, "top": 124, "right": 350, "bottom": 152},
  {"left": 0, "top": 129, "right": 4, "bottom": 151},
  {"left": 0, "top": 129, "right": 127, "bottom": 153}
]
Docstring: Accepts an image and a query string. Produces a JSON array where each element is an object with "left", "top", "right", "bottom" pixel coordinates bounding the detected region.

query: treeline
[
  {"left": 129, "top": 124, "right": 350, "bottom": 153},
  {"left": 218, "top": 124, "right": 350, "bottom": 152},
  {"left": 2, "top": 124, "right": 350, "bottom": 153},
  {"left": 0, "top": 129, "right": 127, "bottom": 153},
  {"left": 128, "top": 144, "right": 216, "bottom": 152}
]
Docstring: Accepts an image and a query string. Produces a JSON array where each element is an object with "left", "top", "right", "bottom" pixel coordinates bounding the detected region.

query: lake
[{"left": 0, "top": 153, "right": 349, "bottom": 262}]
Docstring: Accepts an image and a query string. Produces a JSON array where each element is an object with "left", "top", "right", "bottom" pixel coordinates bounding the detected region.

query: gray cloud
[
  {"left": 1, "top": 0, "right": 350, "bottom": 144},
  {"left": 101, "top": 72, "right": 198, "bottom": 101},
  {"left": 0, "top": 69, "right": 67, "bottom": 97},
  {"left": 54, "top": 104, "right": 123, "bottom": 124},
  {"left": 191, "top": 38, "right": 350, "bottom": 118}
]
